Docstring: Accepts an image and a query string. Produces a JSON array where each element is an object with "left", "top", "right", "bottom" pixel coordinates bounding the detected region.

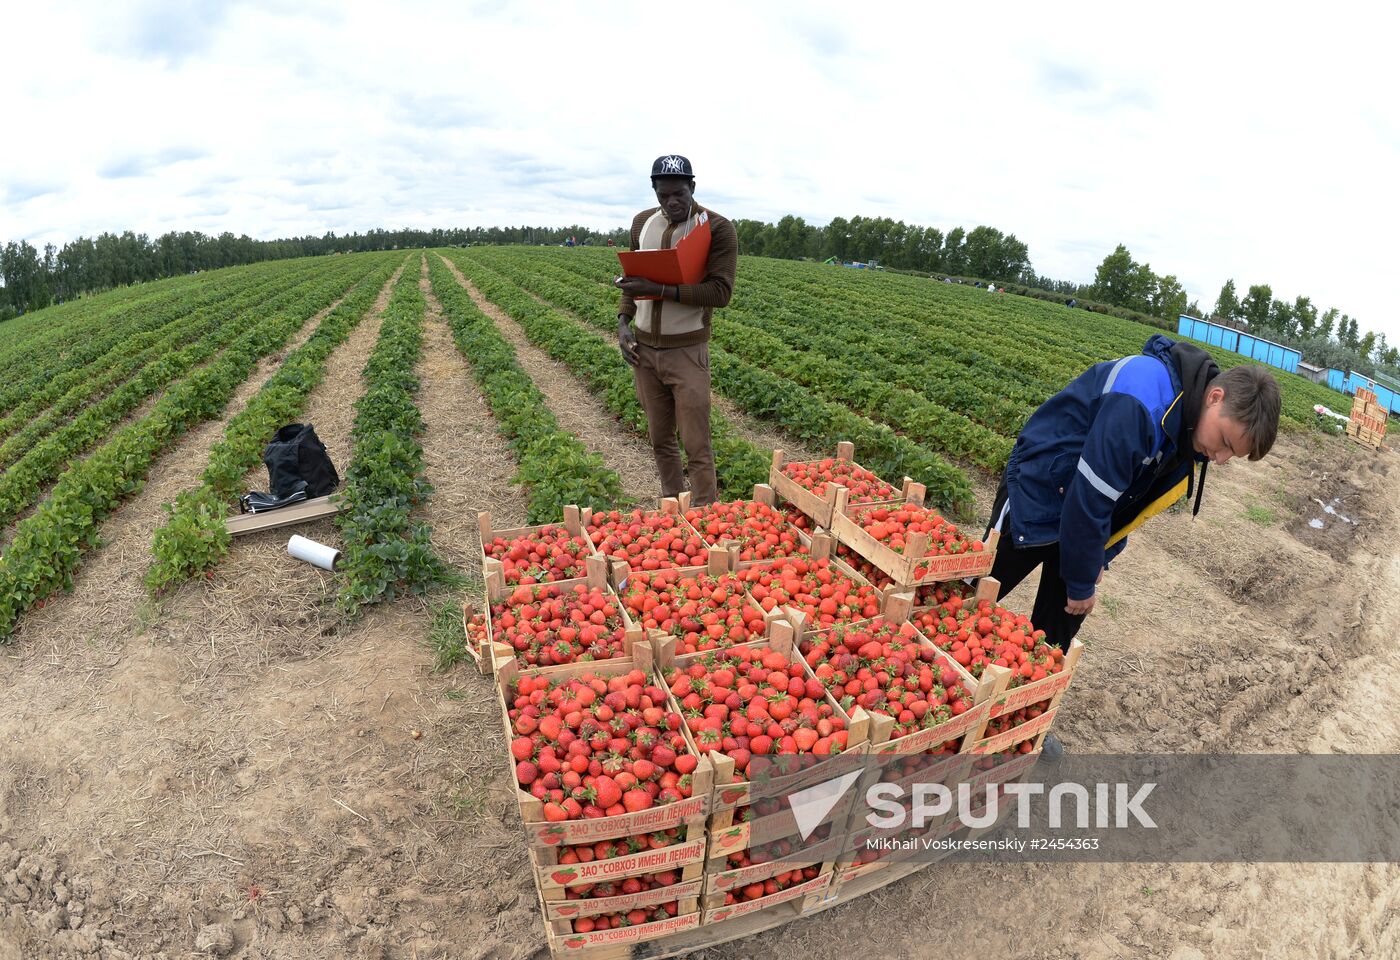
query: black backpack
[{"left": 240, "top": 424, "right": 339, "bottom": 513}]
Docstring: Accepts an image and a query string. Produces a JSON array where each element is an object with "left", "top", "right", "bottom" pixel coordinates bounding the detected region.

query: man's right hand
[{"left": 618, "top": 317, "right": 639, "bottom": 367}]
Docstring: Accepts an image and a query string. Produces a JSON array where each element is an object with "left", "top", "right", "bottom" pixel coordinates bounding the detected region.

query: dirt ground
[{"left": 2, "top": 276, "right": 1398, "bottom": 960}]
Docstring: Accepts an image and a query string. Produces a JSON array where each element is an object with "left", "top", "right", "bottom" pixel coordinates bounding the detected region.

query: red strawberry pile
[
  {"left": 734, "top": 558, "right": 881, "bottom": 629},
  {"left": 492, "top": 583, "right": 626, "bottom": 667},
  {"left": 782, "top": 457, "right": 900, "bottom": 505},
  {"left": 586, "top": 509, "right": 708, "bottom": 572},
  {"left": 569, "top": 902, "right": 679, "bottom": 932},
  {"left": 728, "top": 825, "right": 834, "bottom": 869},
  {"left": 834, "top": 544, "right": 893, "bottom": 589},
  {"left": 554, "top": 826, "right": 691, "bottom": 867},
  {"left": 507, "top": 669, "right": 699, "bottom": 819},
  {"left": 778, "top": 502, "right": 814, "bottom": 532},
  {"left": 562, "top": 869, "right": 687, "bottom": 901},
  {"left": 912, "top": 595, "right": 1065, "bottom": 687},
  {"left": 979, "top": 703, "right": 1049, "bottom": 755},
  {"left": 801, "top": 618, "right": 975, "bottom": 738},
  {"left": 850, "top": 504, "right": 984, "bottom": 578},
  {"left": 666, "top": 647, "right": 849, "bottom": 780},
  {"left": 683, "top": 501, "right": 806, "bottom": 562},
  {"left": 484, "top": 526, "right": 593, "bottom": 584},
  {"left": 465, "top": 611, "right": 489, "bottom": 652},
  {"left": 721, "top": 866, "right": 823, "bottom": 905},
  {"left": 620, "top": 570, "right": 767, "bottom": 654}
]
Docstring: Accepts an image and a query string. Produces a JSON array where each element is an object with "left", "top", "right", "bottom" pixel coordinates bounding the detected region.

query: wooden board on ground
[{"left": 226, "top": 495, "right": 341, "bottom": 537}]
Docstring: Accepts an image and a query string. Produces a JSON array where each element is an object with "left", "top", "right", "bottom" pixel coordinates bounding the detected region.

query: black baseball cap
[{"left": 651, "top": 154, "right": 694, "bottom": 178}]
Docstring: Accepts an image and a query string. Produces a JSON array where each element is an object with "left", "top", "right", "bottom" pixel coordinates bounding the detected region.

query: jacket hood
[{"left": 1141, "top": 334, "right": 1218, "bottom": 452}]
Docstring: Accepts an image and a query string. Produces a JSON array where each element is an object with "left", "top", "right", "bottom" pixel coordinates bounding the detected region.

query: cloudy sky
[{"left": 5, "top": 1, "right": 1397, "bottom": 343}]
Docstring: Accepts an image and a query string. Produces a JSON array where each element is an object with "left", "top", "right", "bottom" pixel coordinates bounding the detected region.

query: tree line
[
  {"left": 0, "top": 225, "right": 627, "bottom": 319},
  {"left": 4, "top": 218, "right": 1394, "bottom": 385}
]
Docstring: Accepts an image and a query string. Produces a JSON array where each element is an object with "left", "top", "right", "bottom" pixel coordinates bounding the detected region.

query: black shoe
[{"left": 1039, "top": 733, "right": 1065, "bottom": 763}]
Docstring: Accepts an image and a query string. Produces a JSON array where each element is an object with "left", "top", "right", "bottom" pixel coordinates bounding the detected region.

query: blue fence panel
[
  {"left": 1328, "top": 369, "right": 1345, "bottom": 391},
  {"left": 1222, "top": 330, "right": 1239, "bottom": 352},
  {"left": 1239, "top": 334, "right": 1256, "bottom": 358},
  {"left": 1177, "top": 317, "right": 1191, "bottom": 337},
  {"left": 1206, "top": 325, "right": 1223, "bottom": 347}
]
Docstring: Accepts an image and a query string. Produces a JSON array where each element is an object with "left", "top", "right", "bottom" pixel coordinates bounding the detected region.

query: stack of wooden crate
[{"left": 1347, "top": 388, "right": 1388, "bottom": 449}]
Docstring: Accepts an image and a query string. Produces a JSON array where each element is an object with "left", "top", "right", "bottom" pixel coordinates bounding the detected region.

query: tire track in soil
[
  {"left": 417, "top": 257, "right": 530, "bottom": 576},
  {"left": 437, "top": 255, "right": 659, "bottom": 508},
  {"left": 0, "top": 263, "right": 406, "bottom": 960}
]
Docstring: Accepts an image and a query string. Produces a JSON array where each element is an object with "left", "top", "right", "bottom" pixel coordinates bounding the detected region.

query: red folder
[{"left": 617, "top": 213, "right": 711, "bottom": 300}]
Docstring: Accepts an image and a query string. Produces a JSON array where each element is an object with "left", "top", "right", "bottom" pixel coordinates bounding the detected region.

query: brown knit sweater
[{"left": 617, "top": 203, "right": 737, "bottom": 348}]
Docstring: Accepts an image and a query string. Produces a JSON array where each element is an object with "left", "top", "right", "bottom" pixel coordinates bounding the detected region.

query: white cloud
[{"left": 3, "top": 0, "right": 1396, "bottom": 345}]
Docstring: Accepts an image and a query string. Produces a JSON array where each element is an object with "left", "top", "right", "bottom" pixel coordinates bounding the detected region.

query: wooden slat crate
[
  {"left": 581, "top": 498, "right": 711, "bottom": 587},
  {"left": 700, "top": 868, "right": 834, "bottom": 925},
  {"left": 480, "top": 555, "right": 628, "bottom": 676},
  {"left": 769, "top": 442, "right": 924, "bottom": 529},
  {"left": 493, "top": 651, "right": 716, "bottom": 850},
  {"left": 828, "top": 489, "right": 997, "bottom": 588}
]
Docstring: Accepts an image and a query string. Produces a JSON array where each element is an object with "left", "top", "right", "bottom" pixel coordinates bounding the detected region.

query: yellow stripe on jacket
[{"left": 1105, "top": 476, "right": 1190, "bottom": 548}]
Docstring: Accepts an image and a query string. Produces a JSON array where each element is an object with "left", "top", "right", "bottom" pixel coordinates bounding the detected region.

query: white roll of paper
[{"left": 288, "top": 534, "right": 340, "bottom": 570}]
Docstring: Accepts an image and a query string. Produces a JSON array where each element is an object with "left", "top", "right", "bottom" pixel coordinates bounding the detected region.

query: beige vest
[{"left": 634, "top": 207, "right": 708, "bottom": 341}]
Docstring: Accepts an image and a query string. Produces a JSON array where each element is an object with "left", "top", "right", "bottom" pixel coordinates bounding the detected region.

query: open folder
[{"left": 616, "top": 212, "right": 711, "bottom": 300}]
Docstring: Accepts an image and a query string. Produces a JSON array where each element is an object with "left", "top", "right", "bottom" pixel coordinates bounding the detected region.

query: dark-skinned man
[{"left": 614, "top": 155, "right": 738, "bottom": 508}]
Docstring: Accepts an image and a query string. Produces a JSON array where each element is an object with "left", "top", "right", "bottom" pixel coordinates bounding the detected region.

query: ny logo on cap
[{"left": 659, "top": 156, "right": 686, "bottom": 174}]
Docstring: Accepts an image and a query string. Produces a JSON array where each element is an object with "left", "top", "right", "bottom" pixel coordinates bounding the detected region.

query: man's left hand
[
  {"left": 615, "top": 276, "right": 665, "bottom": 299},
  {"left": 1065, "top": 592, "right": 1097, "bottom": 617}
]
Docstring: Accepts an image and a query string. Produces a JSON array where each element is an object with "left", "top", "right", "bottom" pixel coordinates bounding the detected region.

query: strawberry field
[{"left": 0, "top": 248, "right": 1396, "bottom": 960}]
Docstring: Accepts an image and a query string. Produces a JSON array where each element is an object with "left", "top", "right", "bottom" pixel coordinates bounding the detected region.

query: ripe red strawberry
[
  {"left": 782, "top": 457, "right": 900, "bottom": 505},
  {"left": 586, "top": 508, "right": 708, "bottom": 571},
  {"left": 622, "top": 569, "right": 767, "bottom": 654},
  {"left": 683, "top": 501, "right": 806, "bottom": 563},
  {"left": 485, "top": 525, "right": 593, "bottom": 585},
  {"left": 734, "top": 558, "right": 880, "bottom": 629}
]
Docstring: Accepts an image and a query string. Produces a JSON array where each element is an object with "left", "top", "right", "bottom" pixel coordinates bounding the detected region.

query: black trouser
[{"left": 984, "top": 476, "right": 1086, "bottom": 652}]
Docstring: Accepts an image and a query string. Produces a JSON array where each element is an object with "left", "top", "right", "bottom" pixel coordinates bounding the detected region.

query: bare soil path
[
  {"left": 438, "top": 254, "right": 668, "bottom": 508},
  {"left": 417, "top": 256, "right": 531, "bottom": 576}
]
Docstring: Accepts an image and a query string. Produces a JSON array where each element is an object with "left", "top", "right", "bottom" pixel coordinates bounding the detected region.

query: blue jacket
[{"left": 1004, "top": 334, "right": 1218, "bottom": 600}]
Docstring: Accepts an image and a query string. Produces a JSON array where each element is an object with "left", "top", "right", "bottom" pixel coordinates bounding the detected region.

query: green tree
[
  {"left": 1214, "top": 279, "right": 1240, "bottom": 321},
  {"left": 1292, "top": 295, "right": 1317, "bottom": 336},
  {"left": 1358, "top": 331, "right": 1377, "bottom": 360},
  {"left": 1092, "top": 244, "right": 1137, "bottom": 308},
  {"left": 1152, "top": 274, "right": 1188, "bottom": 320},
  {"left": 1319, "top": 307, "right": 1339, "bottom": 340},
  {"left": 1268, "top": 298, "right": 1295, "bottom": 337},
  {"left": 941, "top": 227, "right": 967, "bottom": 275},
  {"left": 1239, "top": 284, "right": 1273, "bottom": 330}
]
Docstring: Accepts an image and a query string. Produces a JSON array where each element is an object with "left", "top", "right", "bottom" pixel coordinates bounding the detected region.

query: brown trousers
[{"left": 632, "top": 342, "right": 717, "bottom": 506}]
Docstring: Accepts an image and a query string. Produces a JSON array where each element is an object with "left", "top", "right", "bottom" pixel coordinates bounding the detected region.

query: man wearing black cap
[{"left": 614, "top": 155, "right": 738, "bottom": 508}]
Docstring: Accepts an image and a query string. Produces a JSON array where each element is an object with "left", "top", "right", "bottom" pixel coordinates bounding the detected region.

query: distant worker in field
[
  {"left": 987, "top": 334, "right": 1280, "bottom": 750},
  {"left": 614, "top": 154, "right": 738, "bottom": 507}
]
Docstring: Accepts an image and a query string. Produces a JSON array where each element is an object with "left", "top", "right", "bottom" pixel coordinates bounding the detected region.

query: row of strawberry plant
[
  {"left": 745, "top": 260, "right": 1101, "bottom": 384},
  {"left": 0, "top": 253, "right": 386, "bottom": 640},
  {"left": 144, "top": 254, "right": 407, "bottom": 596},
  {"left": 0, "top": 272, "right": 202, "bottom": 377},
  {"left": 425, "top": 253, "right": 626, "bottom": 522},
  {"left": 492, "top": 254, "right": 1015, "bottom": 468},
  {"left": 753, "top": 258, "right": 1333, "bottom": 431},
  {"left": 0, "top": 263, "right": 355, "bottom": 534},
  {"left": 457, "top": 251, "right": 974, "bottom": 516},
  {"left": 0, "top": 265, "right": 315, "bottom": 456},
  {"left": 0, "top": 261, "right": 299, "bottom": 422},
  {"left": 518, "top": 252, "right": 1041, "bottom": 438},
  {"left": 436, "top": 252, "right": 770, "bottom": 501},
  {"left": 333, "top": 258, "right": 456, "bottom": 614}
]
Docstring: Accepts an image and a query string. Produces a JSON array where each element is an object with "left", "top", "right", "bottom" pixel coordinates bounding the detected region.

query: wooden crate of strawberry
[
  {"left": 905, "top": 577, "right": 1083, "bottom": 756},
  {"left": 541, "top": 892, "right": 701, "bottom": 959},
  {"left": 479, "top": 506, "right": 596, "bottom": 589},
  {"left": 495, "top": 652, "right": 715, "bottom": 853},
  {"left": 797, "top": 602, "right": 994, "bottom": 759},
  {"left": 683, "top": 489, "right": 809, "bottom": 565},
  {"left": 731, "top": 551, "right": 884, "bottom": 640},
  {"left": 829, "top": 493, "right": 996, "bottom": 588},
  {"left": 700, "top": 865, "right": 834, "bottom": 925},
  {"left": 583, "top": 500, "right": 710, "bottom": 582},
  {"left": 615, "top": 558, "right": 785, "bottom": 657},
  {"left": 532, "top": 825, "right": 709, "bottom": 908},
  {"left": 535, "top": 851, "right": 705, "bottom": 922},
  {"left": 483, "top": 558, "right": 632, "bottom": 672},
  {"left": 769, "top": 442, "right": 924, "bottom": 529},
  {"left": 654, "top": 623, "right": 871, "bottom": 813}
]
